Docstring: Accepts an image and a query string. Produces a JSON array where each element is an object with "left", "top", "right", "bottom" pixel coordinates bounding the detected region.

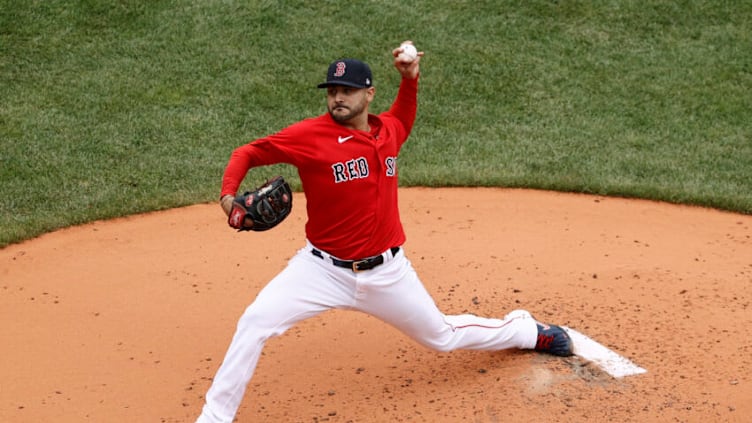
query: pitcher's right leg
[{"left": 196, "top": 247, "right": 352, "bottom": 423}]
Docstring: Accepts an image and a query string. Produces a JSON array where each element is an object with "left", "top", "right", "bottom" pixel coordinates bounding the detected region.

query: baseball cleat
[{"left": 534, "top": 323, "right": 574, "bottom": 357}]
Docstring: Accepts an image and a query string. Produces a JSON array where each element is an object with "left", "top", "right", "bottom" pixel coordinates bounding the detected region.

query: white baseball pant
[{"left": 196, "top": 241, "right": 538, "bottom": 423}]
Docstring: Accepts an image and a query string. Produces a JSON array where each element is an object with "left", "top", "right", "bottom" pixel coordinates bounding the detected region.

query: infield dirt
[{"left": 1, "top": 188, "right": 750, "bottom": 422}]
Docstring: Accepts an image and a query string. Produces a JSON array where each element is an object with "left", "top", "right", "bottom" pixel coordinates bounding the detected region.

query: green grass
[{"left": 2, "top": 0, "right": 751, "bottom": 247}]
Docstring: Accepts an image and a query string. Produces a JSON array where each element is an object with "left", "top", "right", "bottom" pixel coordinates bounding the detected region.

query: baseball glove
[{"left": 228, "top": 176, "right": 293, "bottom": 231}]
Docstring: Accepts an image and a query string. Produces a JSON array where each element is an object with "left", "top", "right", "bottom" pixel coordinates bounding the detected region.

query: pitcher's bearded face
[{"left": 327, "top": 86, "right": 371, "bottom": 123}]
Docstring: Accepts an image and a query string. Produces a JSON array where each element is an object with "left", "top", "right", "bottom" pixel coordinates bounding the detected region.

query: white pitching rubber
[{"left": 563, "top": 327, "right": 647, "bottom": 378}]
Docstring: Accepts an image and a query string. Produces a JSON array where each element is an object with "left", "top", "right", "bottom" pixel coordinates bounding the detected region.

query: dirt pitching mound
[{"left": 1, "top": 188, "right": 750, "bottom": 422}]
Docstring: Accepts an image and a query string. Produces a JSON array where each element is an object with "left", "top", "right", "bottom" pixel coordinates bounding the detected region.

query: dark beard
[{"left": 329, "top": 104, "right": 363, "bottom": 123}]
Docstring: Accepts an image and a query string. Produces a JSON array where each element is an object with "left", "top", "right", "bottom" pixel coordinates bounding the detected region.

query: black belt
[{"left": 311, "top": 247, "right": 400, "bottom": 272}]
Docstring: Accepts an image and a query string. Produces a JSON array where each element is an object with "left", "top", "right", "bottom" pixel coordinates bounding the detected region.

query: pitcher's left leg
[{"left": 354, "top": 253, "right": 538, "bottom": 352}]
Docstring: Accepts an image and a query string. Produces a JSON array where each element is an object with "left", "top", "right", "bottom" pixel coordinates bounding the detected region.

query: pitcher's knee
[
  {"left": 235, "top": 306, "right": 287, "bottom": 341},
  {"left": 413, "top": 330, "right": 458, "bottom": 352},
  {"left": 426, "top": 341, "right": 455, "bottom": 353}
]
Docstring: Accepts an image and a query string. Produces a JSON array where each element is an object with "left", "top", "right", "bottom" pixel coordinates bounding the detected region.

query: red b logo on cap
[{"left": 334, "top": 61, "right": 346, "bottom": 77}]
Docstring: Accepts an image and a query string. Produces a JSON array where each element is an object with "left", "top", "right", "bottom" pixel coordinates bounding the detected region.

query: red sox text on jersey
[{"left": 331, "top": 155, "right": 397, "bottom": 182}]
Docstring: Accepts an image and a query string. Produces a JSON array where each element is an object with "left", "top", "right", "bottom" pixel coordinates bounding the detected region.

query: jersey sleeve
[
  {"left": 220, "top": 122, "right": 311, "bottom": 198},
  {"left": 383, "top": 76, "right": 419, "bottom": 141}
]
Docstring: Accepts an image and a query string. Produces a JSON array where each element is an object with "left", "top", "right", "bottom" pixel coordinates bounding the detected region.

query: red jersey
[{"left": 221, "top": 77, "right": 418, "bottom": 259}]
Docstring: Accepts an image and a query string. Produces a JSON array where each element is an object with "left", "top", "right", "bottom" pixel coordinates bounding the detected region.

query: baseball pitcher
[{"left": 196, "top": 41, "right": 572, "bottom": 423}]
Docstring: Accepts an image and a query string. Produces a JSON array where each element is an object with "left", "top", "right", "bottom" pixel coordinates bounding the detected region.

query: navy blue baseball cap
[{"left": 317, "top": 58, "right": 373, "bottom": 89}]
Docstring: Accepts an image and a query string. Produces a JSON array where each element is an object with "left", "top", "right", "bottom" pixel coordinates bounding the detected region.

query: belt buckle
[{"left": 351, "top": 259, "right": 368, "bottom": 272}]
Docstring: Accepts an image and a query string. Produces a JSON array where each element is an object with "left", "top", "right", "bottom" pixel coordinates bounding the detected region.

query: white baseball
[{"left": 398, "top": 43, "right": 418, "bottom": 62}]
